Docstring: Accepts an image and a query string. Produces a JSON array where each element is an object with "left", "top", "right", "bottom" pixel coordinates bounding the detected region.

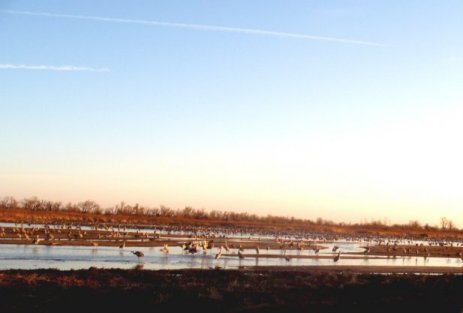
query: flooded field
[
  {"left": 2, "top": 221, "right": 463, "bottom": 312},
  {"left": 1, "top": 241, "right": 462, "bottom": 271},
  {"left": 2, "top": 221, "right": 463, "bottom": 272}
]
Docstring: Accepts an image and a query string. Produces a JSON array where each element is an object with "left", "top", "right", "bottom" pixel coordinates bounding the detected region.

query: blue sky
[{"left": 1, "top": 1, "right": 463, "bottom": 225}]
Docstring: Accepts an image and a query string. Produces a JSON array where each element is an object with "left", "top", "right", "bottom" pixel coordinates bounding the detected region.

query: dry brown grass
[{"left": 1, "top": 197, "right": 463, "bottom": 241}]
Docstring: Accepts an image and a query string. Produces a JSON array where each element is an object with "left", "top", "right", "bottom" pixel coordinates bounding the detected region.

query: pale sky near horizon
[{"left": 1, "top": 1, "right": 463, "bottom": 226}]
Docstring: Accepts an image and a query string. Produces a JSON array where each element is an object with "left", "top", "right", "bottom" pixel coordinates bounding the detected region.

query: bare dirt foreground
[{"left": 1, "top": 267, "right": 463, "bottom": 313}]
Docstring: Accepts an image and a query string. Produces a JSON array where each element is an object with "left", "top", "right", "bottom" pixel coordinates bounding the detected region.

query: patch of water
[{"left": 0, "top": 243, "right": 462, "bottom": 270}]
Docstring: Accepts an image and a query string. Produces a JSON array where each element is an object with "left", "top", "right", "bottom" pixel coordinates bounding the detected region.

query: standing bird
[
  {"left": 160, "top": 244, "right": 169, "bottom": 254},
  {"left": 119, "top": 241, "right": 126, "bottom": 249},
  {"left": 224, "top": 241, "right": 230, "bottom": 253},
  {"left": 188, "top": 243, "right": 198, "bottom": 254},
  {"left": 334, "top": 251, "right": 341, "bottom": 262},
  {"left": 255, "top": 246, "right": 260, "bottom": 255},
  {"left": 215, "top": 246, "right": 223, "bottom": 260},
  {"left": 132, "top": 251, "right": 144, "bottom": 258},
  {"left": 238, "top": 250, "right": 245, "bottom": 259},
  {"left": 32, "top": 235, "right": 42, "bottom": 245}
]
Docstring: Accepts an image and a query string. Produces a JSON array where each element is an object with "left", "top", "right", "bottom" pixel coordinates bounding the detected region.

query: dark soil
[{"left": 1, "top": 268, "right": 463, "bottom": 313}]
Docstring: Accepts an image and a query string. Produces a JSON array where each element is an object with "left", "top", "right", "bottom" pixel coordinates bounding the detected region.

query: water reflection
[{"left": 0, "top": 243, "right": 462, "bottom": 271}]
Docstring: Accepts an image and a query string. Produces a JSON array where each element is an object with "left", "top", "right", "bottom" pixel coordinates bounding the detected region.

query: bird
[
  {"left": 334, "top": 251, "right": 341, "bottom": 262},
  {"left": 285, "top": 255, "right": 291, "bottom": 262},
  {"left": 238, "top": 250, "right": 245, "bottom": 259},
  {"left": 255, "top": 246, "right": 260, "bottom": 255},
  {"left": 363, "top": 247, "right": 370, "bottom": 254},
  {"left": 215, "top": 246, "right": 223, "bottom": 260},
  {"left": 132, "top": 251, "right": 144, "bottom": 258},
  {"left": 32, "top": 236, "right": 42, "bottom": 245},
  {"left": 160, "top": 243, "right": 169, "bottom": 254},
  {"left": 314, "top": 248, "right": 320, "bottom": 254},
  {"left": 332, "top": 246, "right": 339, "bottom": 252},
  {"left": 119, "top": 241, "right": 126, "bottom": 249},
  {"left": 188, "top": 244, "right": 198, "bottom": 254}
]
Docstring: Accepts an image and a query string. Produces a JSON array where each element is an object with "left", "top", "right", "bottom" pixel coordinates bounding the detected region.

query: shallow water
[{"left": 0, "top": 242, "right": 462, "bottom": 270}]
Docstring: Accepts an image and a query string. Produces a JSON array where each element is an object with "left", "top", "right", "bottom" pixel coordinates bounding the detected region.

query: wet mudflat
[
  {"left": 1, "top": 268, "right": 463, "bottom": 313},
  {"left": 2, "top": 220, "right": 463, "bottom": 312},
  {"left": 3, "top": 220, "right": 463, "bottom": 271}
]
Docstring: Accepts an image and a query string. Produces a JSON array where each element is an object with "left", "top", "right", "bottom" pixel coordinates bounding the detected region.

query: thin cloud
[
  {"left": 0, "top": 64, "right": 110, "bottom": 72},
  {"left": 1, "top": 10, "right": 381, "bottom": 47}
]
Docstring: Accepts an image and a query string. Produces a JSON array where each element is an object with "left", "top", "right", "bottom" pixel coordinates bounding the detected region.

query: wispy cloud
[
  {"left": 1, "top": 10, "right": 381, "bottom": 47},
  {"left": 0, "top": 64, "right": 110, "bottom": 72}
]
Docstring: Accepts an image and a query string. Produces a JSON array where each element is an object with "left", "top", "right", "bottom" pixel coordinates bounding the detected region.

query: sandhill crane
[
  {"left": 363, "top": 247, "right": 370, "bottom": 254},
  {"left": 32, "top": 235, "right": 42, "bottom": 245},
  {"left": 238, "top": 250, "right": 245, "bottom": 259},
  {"left": 188, "top": 243, "right": 198, "bottom": 254},
  {"left": 255, "top": 246, "right": 260, "bottom": 255},
  {"left": 285, "top": 255, "right": 291, "bottom": 262},
  {"left": 160, "top": 243, "right": 169, "bottom": 254},
  {"left": 314, "top": 248, "right": 320, "bottom": 254},
  {"left": 132, "top": 251, "right": 144, "bottom": 258},
  {"left": 334, "top": 251, "right": 341, "bottom": 262},
  {"left": 215, "top": 246, "right": 223, "bottom": 260},
  {"left": 332, "top": 245, "right": 339, "bottom": 252},
  {"left": 119, "top": 241, "right": 126, "bottom": 249}
]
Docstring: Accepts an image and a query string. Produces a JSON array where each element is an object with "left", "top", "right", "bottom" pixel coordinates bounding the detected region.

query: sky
[{"left": 1, "top": 0, "right": 463, "bottom": 226}]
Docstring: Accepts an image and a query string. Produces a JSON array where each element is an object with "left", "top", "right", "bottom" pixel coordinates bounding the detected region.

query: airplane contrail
[
  {"left": 1, "top": 10, "right": 381, "bottom": 47},
  {"left": 0, "top": 64, "right": 110, "bottom": 72}
]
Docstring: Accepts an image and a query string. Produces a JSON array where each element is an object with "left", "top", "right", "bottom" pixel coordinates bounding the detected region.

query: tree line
[{"left": 0, "top": 196, "right": 457, "bottom": 230}]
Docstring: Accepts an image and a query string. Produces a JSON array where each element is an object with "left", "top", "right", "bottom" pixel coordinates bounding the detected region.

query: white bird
[
  {"left": 224, "top": 241, "right": 230, "bottom": 253},
  {"left": 160, "top": 243, "right": 169, "bottom": 254},
  {"left": 215, "top": 246, "right": 223, "bottom": 260}
]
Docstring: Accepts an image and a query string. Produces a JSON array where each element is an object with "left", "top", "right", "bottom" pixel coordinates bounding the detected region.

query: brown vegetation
[{"left": 1, "top": 197, "right": 462, "bottom": 240}]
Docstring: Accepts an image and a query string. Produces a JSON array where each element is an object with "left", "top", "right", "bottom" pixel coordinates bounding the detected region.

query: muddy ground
[{"left": 1, "top": 268, "right": 463, "bottom": 313}]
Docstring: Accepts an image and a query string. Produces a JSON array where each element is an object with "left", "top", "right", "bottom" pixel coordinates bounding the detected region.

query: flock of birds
[
  {"left": 3, "top": 222, "right": 463, "bottom": 267},
  {"left": 128, "top": 239, "right": 344, "bottom": 263}
]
